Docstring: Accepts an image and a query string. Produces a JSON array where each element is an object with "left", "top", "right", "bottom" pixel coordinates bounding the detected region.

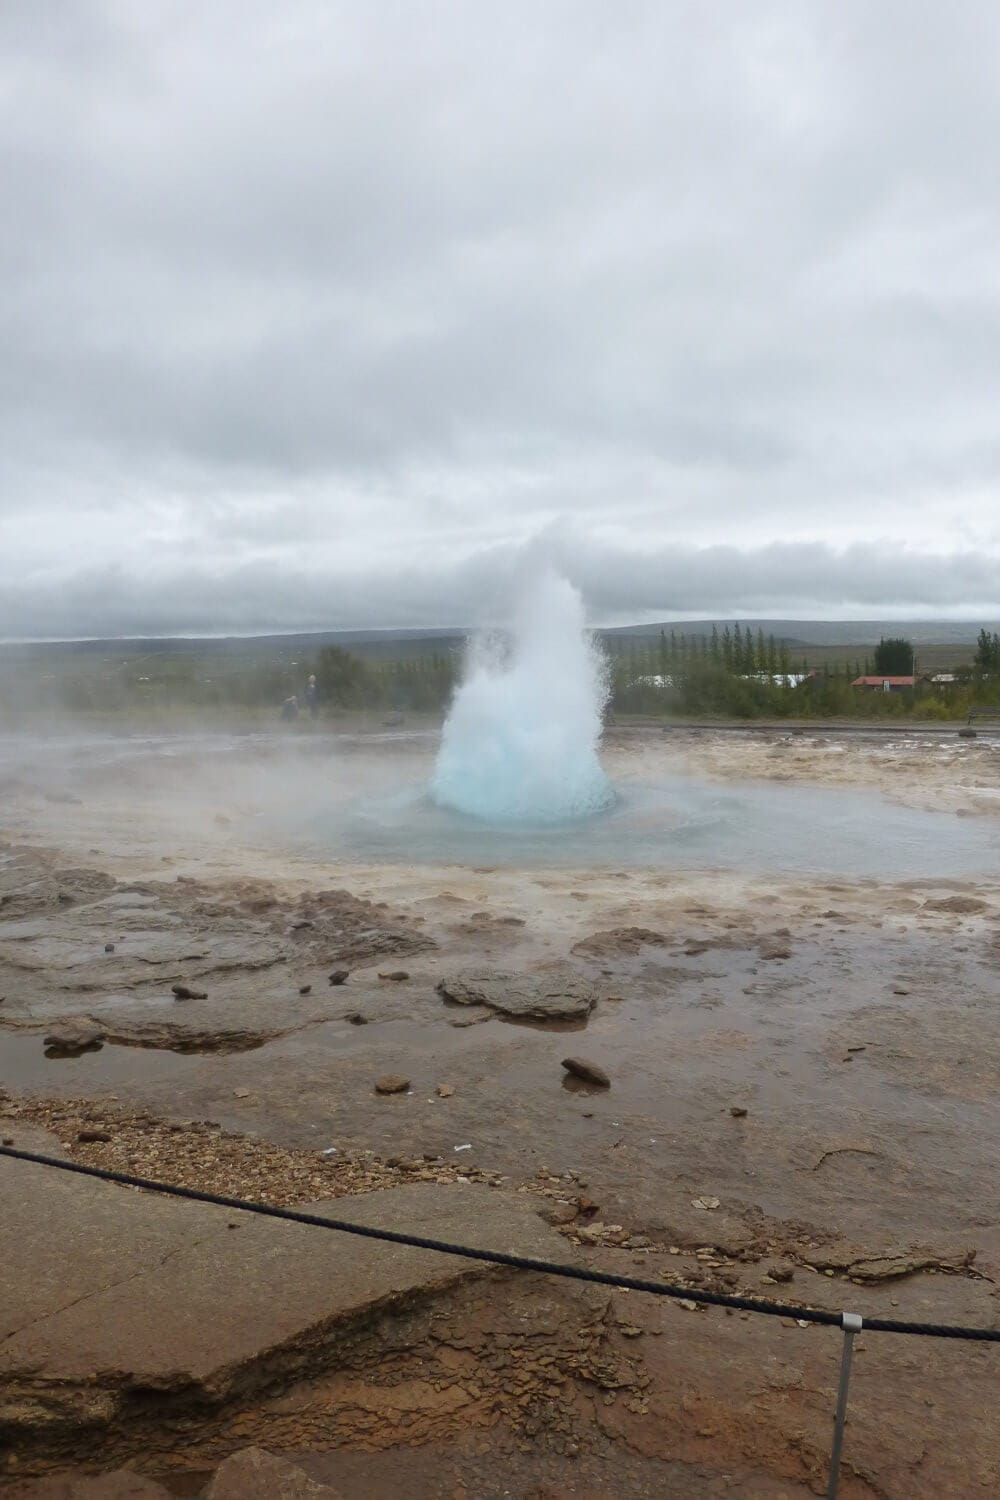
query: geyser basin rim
[{"left": 429, "top": 785, "right": 619, "bottom": 828}]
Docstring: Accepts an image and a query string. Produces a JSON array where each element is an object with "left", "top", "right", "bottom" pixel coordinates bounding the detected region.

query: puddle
[{"left": 0, "top": 1029, "right": 198, "bottom": 1091}]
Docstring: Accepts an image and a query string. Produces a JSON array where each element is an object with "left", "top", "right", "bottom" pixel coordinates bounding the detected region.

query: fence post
[{"left": 826, "top": 1312, "right": 863, "bottom": 1498}]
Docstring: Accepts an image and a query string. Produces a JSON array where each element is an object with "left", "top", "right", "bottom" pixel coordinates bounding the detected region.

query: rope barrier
[{"left": 3, "top": 1144, "right": 999, "bottom": 1342}]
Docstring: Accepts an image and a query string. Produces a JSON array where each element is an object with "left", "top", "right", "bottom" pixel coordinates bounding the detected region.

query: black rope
[{"left": 2, "top": 1144, "right": 998, "bottom": 1342}]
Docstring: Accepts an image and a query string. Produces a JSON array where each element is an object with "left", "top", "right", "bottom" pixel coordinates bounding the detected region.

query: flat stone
[
  {"left": 205, "top": 1447, "right": 344, "bottom": 1498},
  {"left": 561, "top": 1057, "right": 610, "bottom": 1088},
  {"left": 1, "top": 1473, "right": 173, "bottom": 1497},
  {"left": 0, "top": 1159, "right": 565, "bottom": 1434},
  {"left": 437, "top": 969, "right": 596, "bottom": 1020}
]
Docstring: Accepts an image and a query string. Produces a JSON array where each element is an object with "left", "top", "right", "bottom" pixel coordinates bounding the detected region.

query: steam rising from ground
[{"left": 431, "top": 571, "right": 614, "bottom": 823}]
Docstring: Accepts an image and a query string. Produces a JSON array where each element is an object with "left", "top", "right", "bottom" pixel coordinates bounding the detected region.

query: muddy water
[{"left": 0, "top": 1029, "right": 198, "bottom": 1090}]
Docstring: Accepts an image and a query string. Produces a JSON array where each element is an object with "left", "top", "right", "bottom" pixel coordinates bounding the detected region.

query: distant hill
[
  {"left": 602, "top": 619, "right": 994, "bottom": 646},
  {"left": 0, "top": 619, "right": 994, "bottom": 665}
]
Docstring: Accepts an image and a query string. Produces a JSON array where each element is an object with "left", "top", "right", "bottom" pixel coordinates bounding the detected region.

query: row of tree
[
  {"left": 975, "top": 629, "right": 1000, "bottom": 672},
  {"left": 5, "top": 625, "right": 997, "bottom": 724}
]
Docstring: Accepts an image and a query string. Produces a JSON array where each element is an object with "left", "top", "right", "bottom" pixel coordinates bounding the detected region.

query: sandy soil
[
  {"left": 2, "top": 724, "right": 1000, "bottom": 1497},
  {"left": 654, "top": 723, "right": 1000, "bottom": 816}
]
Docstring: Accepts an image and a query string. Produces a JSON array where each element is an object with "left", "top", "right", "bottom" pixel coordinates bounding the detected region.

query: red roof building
[{"left": 851, "top": 675, "right": 915, "bottom": 691}]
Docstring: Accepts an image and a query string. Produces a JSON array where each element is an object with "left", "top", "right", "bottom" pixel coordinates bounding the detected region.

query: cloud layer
[{"left": 2, "top": 1, "right": 999, "bottom": 634}]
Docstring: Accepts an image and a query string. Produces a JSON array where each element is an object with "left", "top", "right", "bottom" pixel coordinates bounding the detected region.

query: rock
[
  {"left": 298, "top": 984, "right": 312, "bottom": 995},
  {"left": 233, "top": 1088, "right": 251, "bottom": 1099},
  {"left": 374, "top": 1074, "right": 411, "bottom": 1094},
  {"left": 205, "top": 1446, "right": 346, "bottom": 1498},
  {"left": 892, "top": 984, "right": 911, "bottom": 995},
  {"left": 436, "top": 1083, "right": 455, "bottom": 1098},
  {"left": 923, "top": 895, "right": 989, "bottom": 915},
  {"left": 729, "top": 1105, "right": 748, "bottom": 1117},
  {"left": 77, "top": 1129, "right": 111, "bottom": 1143},
  {"left": 561, "top": 1057, "right": 610, "bottom": 1088},
  {"left": 0, "top": 1168, "right": 570, "bottom": 1449},
  {"left": 171, "top": 983, "right": 207, "bottom": 1001},
  {"left": 43, "top": 1025, "right": 106, "bottom": 1058},
  {"left": 437, "top": 969, "right": 597, "bottom": 1021},
  {"left": 345, "top": 1011, "right": 368, "bottom": 1025},
  {"left": 691, "top": 1196, "right": 721, "bottom": 1211},
  {"left": 758, "top": 937, "right": 792, "bottom": 961},
  {"left": 571, "top": 926, "right": 670, "bottom": 957},
  {"left": 328, "top": 969, "right": 350, "bottom": 986},
  {"left": 767, "top": 1262, "right": 795, "bottom": 1283},
  {"left": 378, "top": 970, "right": 410, "bottom": 981},
  {"left": 104, "top": 943, "right": 115, "bottom": 953},
  {"left": 541, "top": 1202, "right": 579, "bottom": 1225}
]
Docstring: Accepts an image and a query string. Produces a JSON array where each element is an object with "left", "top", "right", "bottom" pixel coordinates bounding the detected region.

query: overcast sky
[{"left": 2, "top": 1, "right": 999, "bottom": 637}]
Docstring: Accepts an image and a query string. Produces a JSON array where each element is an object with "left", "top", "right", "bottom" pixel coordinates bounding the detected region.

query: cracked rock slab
[
  {"left": 0, "top": 1158, "right": 566, "bottom": 1433},
  {"left": 436, "top": 969, "right": 597, "bottom": 1020}
]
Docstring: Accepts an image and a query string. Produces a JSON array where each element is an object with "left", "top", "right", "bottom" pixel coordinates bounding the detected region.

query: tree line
[{"left": 3, "top": 625, "right": 998, "bottom": 724}]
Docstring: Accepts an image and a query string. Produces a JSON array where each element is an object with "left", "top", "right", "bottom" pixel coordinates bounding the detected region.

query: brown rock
[
  {"left": 77, "top": 1129, "right": 112, "bottom": 1143},
  {"left": 758, "top": 937, "right": 792, "bottom": 961},
  {"left": 729, "top": 1105, "right": 748, "bottom": 1118},
  {"left": 328, "top": 969, "right": 350, "bottom": 986},
  {"left": 438, "top": 969, "right": 596, "bottom": 1020},
  {"left": 345, "top": 1011, "right": 368, "bottom": 1025},
  {"left": 378, "top": 970, "right": 410, "bottom": 981},
  {"left": 374, "top": 1074, "right": 411, "bottom": 1095},
  {"left": 43, "top": 1025, "right": 106, "bottom": 1058},
  {"left": 436, "top": 1083, "right": 455, "bottom": 1098},
  {"left": 571, "top": 926, "right": 669, "bottom": 957},
  {"left": 541, "top": 1202, "right": 579, "bottom": 1225},
  {"left": 171, "top": 983, "right": 207, "bottom": 1001},
  {"left": 561, "top": 1057, "right": 610, "bottom": 1088},
  {"left": 767, "top": 1262, "right": 795, "bottom": 1283},
  {"left": 923, "top": 894, "right": 989, "bottom": 915},
  {"left": 205, "top": 1447, "right": 345, "bottom": 1498}
]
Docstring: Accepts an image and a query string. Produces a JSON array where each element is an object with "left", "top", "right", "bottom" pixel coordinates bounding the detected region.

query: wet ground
[{"left": 2, "top": 723, "right": 1000, "bottom": 1496}]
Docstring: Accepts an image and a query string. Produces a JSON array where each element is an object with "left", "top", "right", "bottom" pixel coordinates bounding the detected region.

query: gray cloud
[
  {"left": 2, "top": 538, "right": 996, "bottom": 640},
  {"left": 2, "top": 1, "right": 999, "bottom": 635}
]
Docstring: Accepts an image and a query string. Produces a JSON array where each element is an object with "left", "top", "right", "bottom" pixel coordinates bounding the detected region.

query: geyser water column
[{"left": 431, "top": 570, "right": 615, "bottom": 823}]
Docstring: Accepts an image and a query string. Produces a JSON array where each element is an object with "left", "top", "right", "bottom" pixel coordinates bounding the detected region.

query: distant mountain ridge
[{"left": 0, "top": 619, "right": 994, "bottom": 658}]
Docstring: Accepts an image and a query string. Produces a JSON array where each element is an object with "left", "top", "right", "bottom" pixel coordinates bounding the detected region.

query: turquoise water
[{"left": 316, "top": 773, "right": 1000, "bottom": 879}]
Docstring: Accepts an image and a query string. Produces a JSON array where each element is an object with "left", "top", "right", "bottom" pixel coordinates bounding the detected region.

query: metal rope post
[{"left": 827, "top": 1312, "right": 863, "bottom": 1498}]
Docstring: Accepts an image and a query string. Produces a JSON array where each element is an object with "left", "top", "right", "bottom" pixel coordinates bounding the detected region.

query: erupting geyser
[{"left": 431, "top": 570, "right": 614, "bottom": 823}]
